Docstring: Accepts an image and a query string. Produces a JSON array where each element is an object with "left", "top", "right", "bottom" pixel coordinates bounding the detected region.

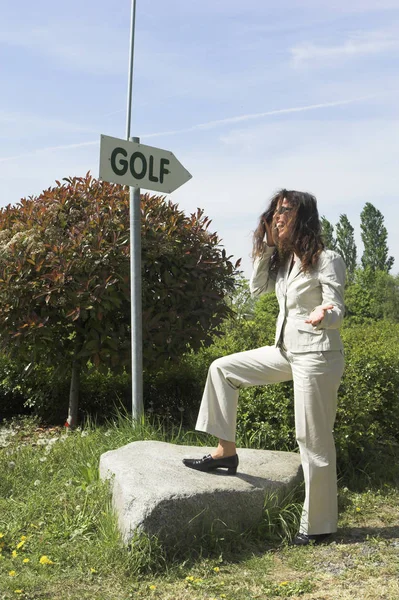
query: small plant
[
  {"left": 259, "top": 488, "right": 303, "bottom": 542},
  {"left": 263, "top": 579, "right": 315, "bottom": 597}
]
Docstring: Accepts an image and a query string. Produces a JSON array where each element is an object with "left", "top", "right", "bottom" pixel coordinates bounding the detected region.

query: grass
[{"left": 0, "top": 414, "right": 398, "bottom": 600}]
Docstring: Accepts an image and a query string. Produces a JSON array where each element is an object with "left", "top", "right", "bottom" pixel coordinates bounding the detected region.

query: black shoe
[
  {"left": 182, "top": 453, "right": 239, "bottom": 474},
  {"left": 292, "top": 532, "right": 332, "bottom": 546}
]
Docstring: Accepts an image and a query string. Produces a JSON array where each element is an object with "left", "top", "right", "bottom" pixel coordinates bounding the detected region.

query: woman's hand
[
  {"left": 305, "top": 304, "right": 334, "bottom": 326},
  {"left": 263, "top": 218, "right": 275, "bottom": 247}
]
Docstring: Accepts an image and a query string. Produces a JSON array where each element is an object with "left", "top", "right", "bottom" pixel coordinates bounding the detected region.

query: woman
[{"left": 183, "top": 189, "right": 346, "bottom": 546}]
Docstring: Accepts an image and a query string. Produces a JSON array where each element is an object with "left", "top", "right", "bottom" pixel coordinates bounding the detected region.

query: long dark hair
[{"left": 252, "top": 189, "right": 324, "bottom": 273}]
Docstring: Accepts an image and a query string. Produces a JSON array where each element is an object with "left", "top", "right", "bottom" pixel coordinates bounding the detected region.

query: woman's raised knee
[{"left": 209, "top": 355, "right": 235, "bottom": 374}]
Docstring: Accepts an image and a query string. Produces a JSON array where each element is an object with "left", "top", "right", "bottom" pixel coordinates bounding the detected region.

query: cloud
[
  {"left": 0, "top": 141, "right": 99, "bottom": 164},
  {"left": 0, "top": 142, "right": 99, "bottom": 207},
  {"left": 172, "top": 116, "right": 399, "bottom": 276},
  {"left": 0, "top": 94, "right": 375, "bottom": 164},
  {"left": 1, "top": 113, "right": 398, "bottom": 278},
  {"left": 0, "top": 111, "right": 98, "bottom": 141},
  {"left": 0, "top": 25, "right": 126, "bottom": 75},
  {"left": 142, "top": 95, "right": 374, "bottom": 138},
  {"left": 291, "top": 31, "right": 399, "bottom": 67}
]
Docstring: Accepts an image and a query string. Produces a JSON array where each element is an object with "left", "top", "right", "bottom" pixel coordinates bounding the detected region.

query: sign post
[
  {"left": 129, "top": 136, "right": 143, "bottom": 421},
  {"left": 126, "top": 0, "right": 143, "bottom": 421},
  {"left": 99, "top": 0, "right": 192, "bottom": 422}
]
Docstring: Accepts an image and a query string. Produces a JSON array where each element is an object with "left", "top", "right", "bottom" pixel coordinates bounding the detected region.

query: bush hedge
[
  {"left": 171, "top": 310, "right": 399, "bottom": 476},
  {"left": 0, "top": 360, "right": 130, "bottom": 423},
  {"left": 1, "top": 295, "right": 399, "bottom": 478}
]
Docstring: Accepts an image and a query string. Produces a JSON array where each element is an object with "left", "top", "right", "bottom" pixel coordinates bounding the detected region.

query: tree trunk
[{"left": 66, "top": 360, "right": 80, "bottom": 429}]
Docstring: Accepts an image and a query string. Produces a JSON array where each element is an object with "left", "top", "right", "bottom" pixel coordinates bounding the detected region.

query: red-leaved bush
[{"left": 0, "top": 174, "right": 240, "bottom": 425}]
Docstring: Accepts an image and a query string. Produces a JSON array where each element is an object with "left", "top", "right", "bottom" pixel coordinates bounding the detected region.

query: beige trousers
[{"left": 195, "top": 346, "right": 345, "bottom": 535}]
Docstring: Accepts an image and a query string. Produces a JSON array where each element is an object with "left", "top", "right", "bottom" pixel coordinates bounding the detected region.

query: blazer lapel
[
  {"left": 281, "top": 256, "right": 292, "bottom": 293},
  {"left": 287, "top": 257, "right": 302, "bottom": 283}
]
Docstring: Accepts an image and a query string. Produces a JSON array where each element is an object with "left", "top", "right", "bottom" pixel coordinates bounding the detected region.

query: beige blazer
[{"left": 250, "top": 246, "right": 346, "bottom": 352}]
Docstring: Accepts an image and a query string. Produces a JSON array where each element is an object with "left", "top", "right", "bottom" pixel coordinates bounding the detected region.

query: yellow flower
[
  {"left": 39, "top": 555, "right": 54, "bottom": 565},
  {"left": 20, "top": 536, "right": 27, "bottom": 542},
  {"left": 9, "top": 570, "right": 17, "bottom": 577},
  {"left": 16, "top": 540, "right": 25, "bottom": 550},
  {"left": 90, "top": 568, "right": 97, "bottom": 574},
  {"left": 280, "top": 581, "right": 289, "bottom": 586},
  {"left": 221, "top": 595, "right": 227, "bottom": 599},
  {"left": 0, "top": 533, "right": 4, "bottom": 538},
  {"left": 149, "top": 584, "right": 156, "bottom": 590},
  {"left": 356, "top": 507, "right": 361, "bottom": 512},
  {"left": 213, "top": 566, "right": 220, "bottom": 573},
  {"left": 23, "top": 558, "right": 30, "bottom": 564},
  {"left": 14, "top": 591, "right": 23, "bottom": 595},
  {"left": 185, "top": 576, "right": 195, "bottom": 581},
  {"left": 12, "top": 550, "right": 18, "bottom": 558}
]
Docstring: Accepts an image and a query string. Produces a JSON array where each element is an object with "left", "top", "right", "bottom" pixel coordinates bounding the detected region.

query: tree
[
  {"left": 335, "top": 214, "right": 357, "bottom": 282},
  {"left": 345, "top": 268, "right": 399, "bottom": 323},
  {"left": 360, "top": 202, "right": 394, "bottom": 272},
  {"left": 320, "top": 216, "right": 336, "bottom": 250},
  {"left": 0, "top": 174, "right": 239, "bottom": 426},
  {"left": 224, "top": 276, "right": 256, "bottom": 321},
  {"left": 140, "top": 196, "right": 241, "bottom": 365}
]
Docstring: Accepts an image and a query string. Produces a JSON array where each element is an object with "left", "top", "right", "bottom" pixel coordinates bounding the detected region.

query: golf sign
[{"left": 99, "top": 134, "right": 192, "bottom": 194}]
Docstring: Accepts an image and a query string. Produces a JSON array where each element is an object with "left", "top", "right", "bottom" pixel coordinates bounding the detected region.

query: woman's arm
[
  {"left": 249, "top": 244, "right": 276, "bottom": 297},
  {"left": 305, "top": 252, "right": 346, "bottom": 329}
]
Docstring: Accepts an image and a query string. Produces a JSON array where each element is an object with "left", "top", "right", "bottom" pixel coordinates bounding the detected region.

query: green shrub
[
  {"left": 335, "top": 321, "right": 399, "bottom": 472},
  {"left": 137, "top": 292, "right": 399, "bottom": 478},
  {"left": 181, "top": 308, "right": 399, "bottom": 477},
  {"left": 0, "top": 360, "right": 130, "bottom": 423},
  {"left": 143, "top": 360, "right": 202, "bottom": 424},
  {"left": 236, "top": 384, "right": 295, "bottom": 451},
  {"left": 2, "top": 284, "right": 399, "bottom": 482},
  {"left": 0, "top": 354, "right": 28, "bottom": 419},
  {"left": 157, "top": 293, "right": 281, "bottom": 425},
  {"left": 345, "top": 268, "right": 399, "bottom": 323}
]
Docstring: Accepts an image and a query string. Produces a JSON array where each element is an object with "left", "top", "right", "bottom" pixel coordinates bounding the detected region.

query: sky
[{"left": 1, "top": 0, "right": 398, "bottom": 278}]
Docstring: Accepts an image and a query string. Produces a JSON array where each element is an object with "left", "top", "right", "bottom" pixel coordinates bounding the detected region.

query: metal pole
[
  {"left": 126, "top": 0, "right": 143, "bottom": 420},
  {"left": 126, "top": 0, "right": 137, "bottom": 141},
  {"left": 130, "top": 138, "right": 143, "bottom": 421}
]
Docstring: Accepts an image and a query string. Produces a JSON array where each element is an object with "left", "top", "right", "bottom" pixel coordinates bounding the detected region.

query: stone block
[{"left": 99, "top": 441, "right": 302, "bottom": 548}]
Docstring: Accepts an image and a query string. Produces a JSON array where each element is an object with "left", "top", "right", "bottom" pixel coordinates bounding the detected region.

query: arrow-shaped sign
[{"left": 99, "top": 134, "right": 192, "bottom": 194}]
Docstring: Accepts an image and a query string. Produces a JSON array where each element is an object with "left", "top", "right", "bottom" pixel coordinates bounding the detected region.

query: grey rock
[{"left": 99, "top": 441, "right": 303, "bottom": 549}]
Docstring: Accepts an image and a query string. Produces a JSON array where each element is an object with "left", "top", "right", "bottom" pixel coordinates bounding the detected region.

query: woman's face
[{"left": 272, "top": 198, "right": 295, "bottom": 245}]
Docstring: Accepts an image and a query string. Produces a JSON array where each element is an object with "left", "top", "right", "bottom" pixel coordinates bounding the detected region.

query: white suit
[{"left": 195, "top": 246, "right": 346, "bottom": 535}]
